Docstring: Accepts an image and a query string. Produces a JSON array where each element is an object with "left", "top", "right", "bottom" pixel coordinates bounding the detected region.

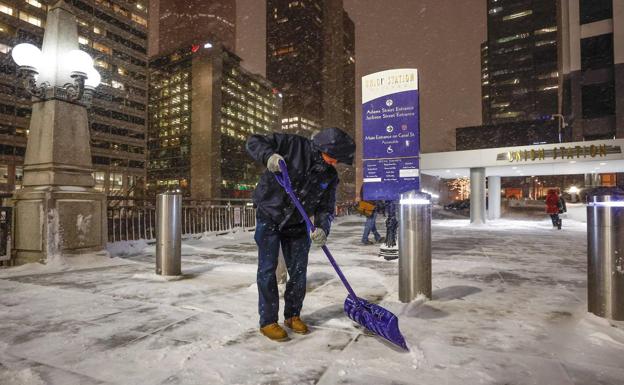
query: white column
[
  {"left": 470, "top": 167, "right": 486, "bottom": 225},
  {"left": 488, "top": 176, "right": 501, "bottom": 220}
]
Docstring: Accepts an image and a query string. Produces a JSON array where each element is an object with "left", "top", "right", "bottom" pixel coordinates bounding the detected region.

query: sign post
[{"left": 362, "top": 69, "right": 420, "bottom": 201}]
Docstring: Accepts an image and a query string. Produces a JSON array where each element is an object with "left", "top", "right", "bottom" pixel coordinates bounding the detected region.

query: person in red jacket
[{"left": 545, "top": 189, "right": 562, "bottom": 229}]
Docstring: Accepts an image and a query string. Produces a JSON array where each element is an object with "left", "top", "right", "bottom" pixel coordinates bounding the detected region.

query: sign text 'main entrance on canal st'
[{"left": 496, "top": 144, "right": 622, "bottom": 163}]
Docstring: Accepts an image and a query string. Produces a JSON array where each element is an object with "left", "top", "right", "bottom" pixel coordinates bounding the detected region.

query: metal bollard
[
  {"left": 587, "top": 192, "right": 624, "bottom": 320},
  {"left": 156, "top": 191, "right": 182, "bottom": 276},
  {"left": 398, "top": 190, "right": 432, "bottom": 302}
]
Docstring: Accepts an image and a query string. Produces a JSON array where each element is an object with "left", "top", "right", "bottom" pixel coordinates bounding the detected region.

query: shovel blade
[{"left": 344, "top": 296, "right": 408, "bottom": 350}]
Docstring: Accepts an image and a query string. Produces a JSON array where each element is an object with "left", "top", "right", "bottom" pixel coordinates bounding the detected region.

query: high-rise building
[
  {"left": 481, "top": 0, "right": 559, "bottom": 124},
  {"left": 148, "top": 0, "right": 235, "bottom": 57},
  {"left": 0, "top": 0, "right": 149, "bottom": 196},
  {"left": 266, "top": 0, "right": 355, "bottom": 201},
  {"left": 266, "top": 0, "right": 354, "bottom": 136},
  {"left": 560, "top": 0, "right": 624, "bottom": 141},
  {"left": 148, "top": 43, "right": 282, "bottom": 199}
]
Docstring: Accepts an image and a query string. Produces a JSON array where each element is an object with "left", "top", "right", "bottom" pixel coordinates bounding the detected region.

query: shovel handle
[{"left": 274, "top": 160, "right": 360, "bottom": 302}]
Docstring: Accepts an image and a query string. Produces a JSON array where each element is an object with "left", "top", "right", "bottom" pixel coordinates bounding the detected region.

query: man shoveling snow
[{"left": 246, "top": 127, "right": 355, "bottom": 341}]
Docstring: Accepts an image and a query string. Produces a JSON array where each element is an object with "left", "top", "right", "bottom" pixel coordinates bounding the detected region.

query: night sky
[{"left": 235, "top": 0, "right": 486, "bottom": 154}]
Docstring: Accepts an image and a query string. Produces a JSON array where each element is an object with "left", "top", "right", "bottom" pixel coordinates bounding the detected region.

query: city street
[{"left": 1, "top": 214, "right": 623, "bottom": 385}]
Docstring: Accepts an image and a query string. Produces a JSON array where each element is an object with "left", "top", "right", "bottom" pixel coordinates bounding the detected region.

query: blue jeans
[
  {"left": 254, "top": 215, "right": 311, "bottom": 327},
  {"left": 362, "top": 211, "right": 381, "bottom": 243}
]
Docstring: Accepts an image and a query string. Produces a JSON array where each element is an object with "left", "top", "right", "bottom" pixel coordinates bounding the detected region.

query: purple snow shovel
[{"left": 274, "top": 160, "right": 408, "bottom": 351}]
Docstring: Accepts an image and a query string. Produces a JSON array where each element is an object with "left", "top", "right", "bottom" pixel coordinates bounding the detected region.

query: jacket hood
[{"left": 312, "top": 127, "right": 356, "bottom": 165}]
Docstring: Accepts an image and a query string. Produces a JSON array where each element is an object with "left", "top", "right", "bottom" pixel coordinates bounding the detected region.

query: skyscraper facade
[
  {"left": 0, "top": 0, "right": 149, "bottom": 196},
  {"left": 148, "top": 0, "right": 235, "bottom": 57},
  {"left": 148, "top": 43, "right": 282, "bottom": 199},
  {"left": 481, "top": 0, "right": 559, "bottom": 125},
  {"left": 266, "top": 0, "right": 355, "bottom": 201},
  {"left": 560, "top": 0, "right": 624, "bottom": 141},
  {"left": 266, "top": 0, "right": 354, "bottom": 136}
]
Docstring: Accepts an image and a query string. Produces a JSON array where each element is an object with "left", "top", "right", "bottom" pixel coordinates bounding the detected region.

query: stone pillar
[
  {"left": 12, "top": 1, "right": 107, "bottom": 264},
  {"left": 470, "top": 167, "right": 486, "bottom": 225},
  {"left": 488, "top": 176, "right": 501, "bottom": 220}
]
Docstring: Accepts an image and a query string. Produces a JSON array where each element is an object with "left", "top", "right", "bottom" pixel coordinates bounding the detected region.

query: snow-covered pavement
[{"left": 1, "top": 215, "right": 623, "bottom": 385}]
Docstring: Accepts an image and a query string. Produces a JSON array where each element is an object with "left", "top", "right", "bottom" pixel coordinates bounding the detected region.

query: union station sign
[{"left": 497, "top": 144, "right": 622, "bottom": 163}]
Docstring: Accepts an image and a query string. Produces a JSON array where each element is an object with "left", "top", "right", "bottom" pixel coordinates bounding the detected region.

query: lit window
[
  {"left": 503, "top": 10, "right": 532, "bottom": 21},
  {"left": 535, "top": 26, "right": 557, "bottom": 35},
  {"left": 537, "top": 71, "right": 559, "bottom": 80},
  {"left": 93, "top": 42, "right": 111, "bottom": 54},
  {"left": 497, "top": 33, "right": 529, "bottom": 44},
  {"left": 95, "top": 59, "right": 109, "bottom": 69},
  {"left": 111, "top": 80, "right": 125, "bottom": 90},
  {"left": 0, "top": 3, "right": 13, "bottom": 16},
  {"left": 78, "top": 36, "right": 89, "bottom": 45},
  {"left": 19, "top": 12, "right": 41, "bottom": 27},
  {"left": 113, "top": 4, "right": 129, "bottom": 17},
  {"left": 493, "top": 111, "right": 524, "bottom": 119},
  {"left": 535, "top": 40, "right": 556, "bottom": 47},
  {"left": 25, "top": 0, "right": 42, "bottom": 8},
  {"left": 0, "top": 42, "right": 10, "bottom": 53},
  {"left": 131, "top": 13, "right": 147, "bottom": 26},
  {"left": 95, "top": 0, "right": 111, "bottom": 8}
]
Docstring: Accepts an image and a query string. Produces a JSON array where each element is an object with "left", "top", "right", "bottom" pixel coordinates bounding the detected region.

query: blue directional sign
[{"left": 362, "top": 69, "right": 420, "bottom": 201}]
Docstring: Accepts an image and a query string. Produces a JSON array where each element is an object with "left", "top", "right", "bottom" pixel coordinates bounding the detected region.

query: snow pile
[
  {"left": 0, "top": 368, "right": 46, "bottom": 385},
  {"left": 107, "top": 239, "right": 151, "bottom": 257},
  {"left": 0, "top": 251, "right": 128, "bottom": 278}
]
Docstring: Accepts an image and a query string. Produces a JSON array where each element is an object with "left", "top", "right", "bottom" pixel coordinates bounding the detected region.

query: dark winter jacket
[
  {"left": 558, "top": 196, "right": 567, "bottom": 213},
  {"left": 545, "top": 190, "right": 560, "bottom": 214},
  {"left": 246, "top": 132, "right": 339, "bottom": 235}
]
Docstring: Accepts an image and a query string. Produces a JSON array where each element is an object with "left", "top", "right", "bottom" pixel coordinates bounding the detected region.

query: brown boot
[
  {"left": 260, "top": 323, "right": 288, "bottom": 341},
  {"left": 284, "top": 316, "right": 309, "bottom": 334}
]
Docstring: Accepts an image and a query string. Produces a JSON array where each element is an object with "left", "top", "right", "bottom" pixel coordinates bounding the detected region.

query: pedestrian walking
[
  {"left": 545, "top": 189, "right": 562, "bottom": 229},
  {"left": 357, "top": 187, "right": 384, "bottom": 245},
  {"left": 246, "top": 127, "right": 355, "bottom": 341}
]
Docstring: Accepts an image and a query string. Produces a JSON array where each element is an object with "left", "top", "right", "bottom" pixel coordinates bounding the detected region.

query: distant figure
[
  {"left": 546, "top": 189, "right": 562, "bottom": 229},
  {"left": 559, "top": 194, "right": 567, "bottom": 216},
  {"left": 358, "top": 187, "right": 384, "bottom": 245},
  {"left": 379, "top": 200, "right": 399, "bottom": 260}
]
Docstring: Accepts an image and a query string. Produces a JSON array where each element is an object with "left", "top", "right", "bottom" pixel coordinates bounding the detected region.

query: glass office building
[
  {"left": 148, "top": 43, "right": 282, "bottom": 199},
  {"left": 0, "top": 0, "right": 149, "bottom": 196}
]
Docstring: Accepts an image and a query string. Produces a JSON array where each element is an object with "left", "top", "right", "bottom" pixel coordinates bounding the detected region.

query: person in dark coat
[
  {"left": 246, "top": 127, "right": 355, "bottom": 341},
  {"left": 359, "top": 186, "right": 384, "bottom": 245},
  {"left": 545, "top": 189, "right": 562, "bottom": 229}
]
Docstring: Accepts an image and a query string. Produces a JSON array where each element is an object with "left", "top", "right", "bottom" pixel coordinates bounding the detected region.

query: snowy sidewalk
[{"left": 1, "top": 216, "right": 623, "bottom": 385}]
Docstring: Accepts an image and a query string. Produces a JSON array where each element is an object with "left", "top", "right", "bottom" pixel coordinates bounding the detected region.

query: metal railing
[
  {"left": 107, "top": 203, "right": 257, "bottom": 243},
  {"left": 107, "top": 199, "right": 356, "bottom": 243}
]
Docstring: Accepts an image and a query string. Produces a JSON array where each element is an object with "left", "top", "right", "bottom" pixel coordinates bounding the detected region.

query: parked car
[{"left": 444, "top": 199, "right": 470, "bottom": 211}]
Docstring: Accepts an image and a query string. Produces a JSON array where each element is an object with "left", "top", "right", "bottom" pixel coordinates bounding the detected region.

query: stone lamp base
[{"left": 12, "top": 186, "right": 107, "bottom": 265}]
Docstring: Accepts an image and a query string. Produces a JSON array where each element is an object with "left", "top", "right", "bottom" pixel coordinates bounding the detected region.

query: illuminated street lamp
[
  {"left": 11, "top": 40, "right": 100, "bottom": 104},
  {"left": 11, "top": 0, "right": 107, "bottom": 265}
]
